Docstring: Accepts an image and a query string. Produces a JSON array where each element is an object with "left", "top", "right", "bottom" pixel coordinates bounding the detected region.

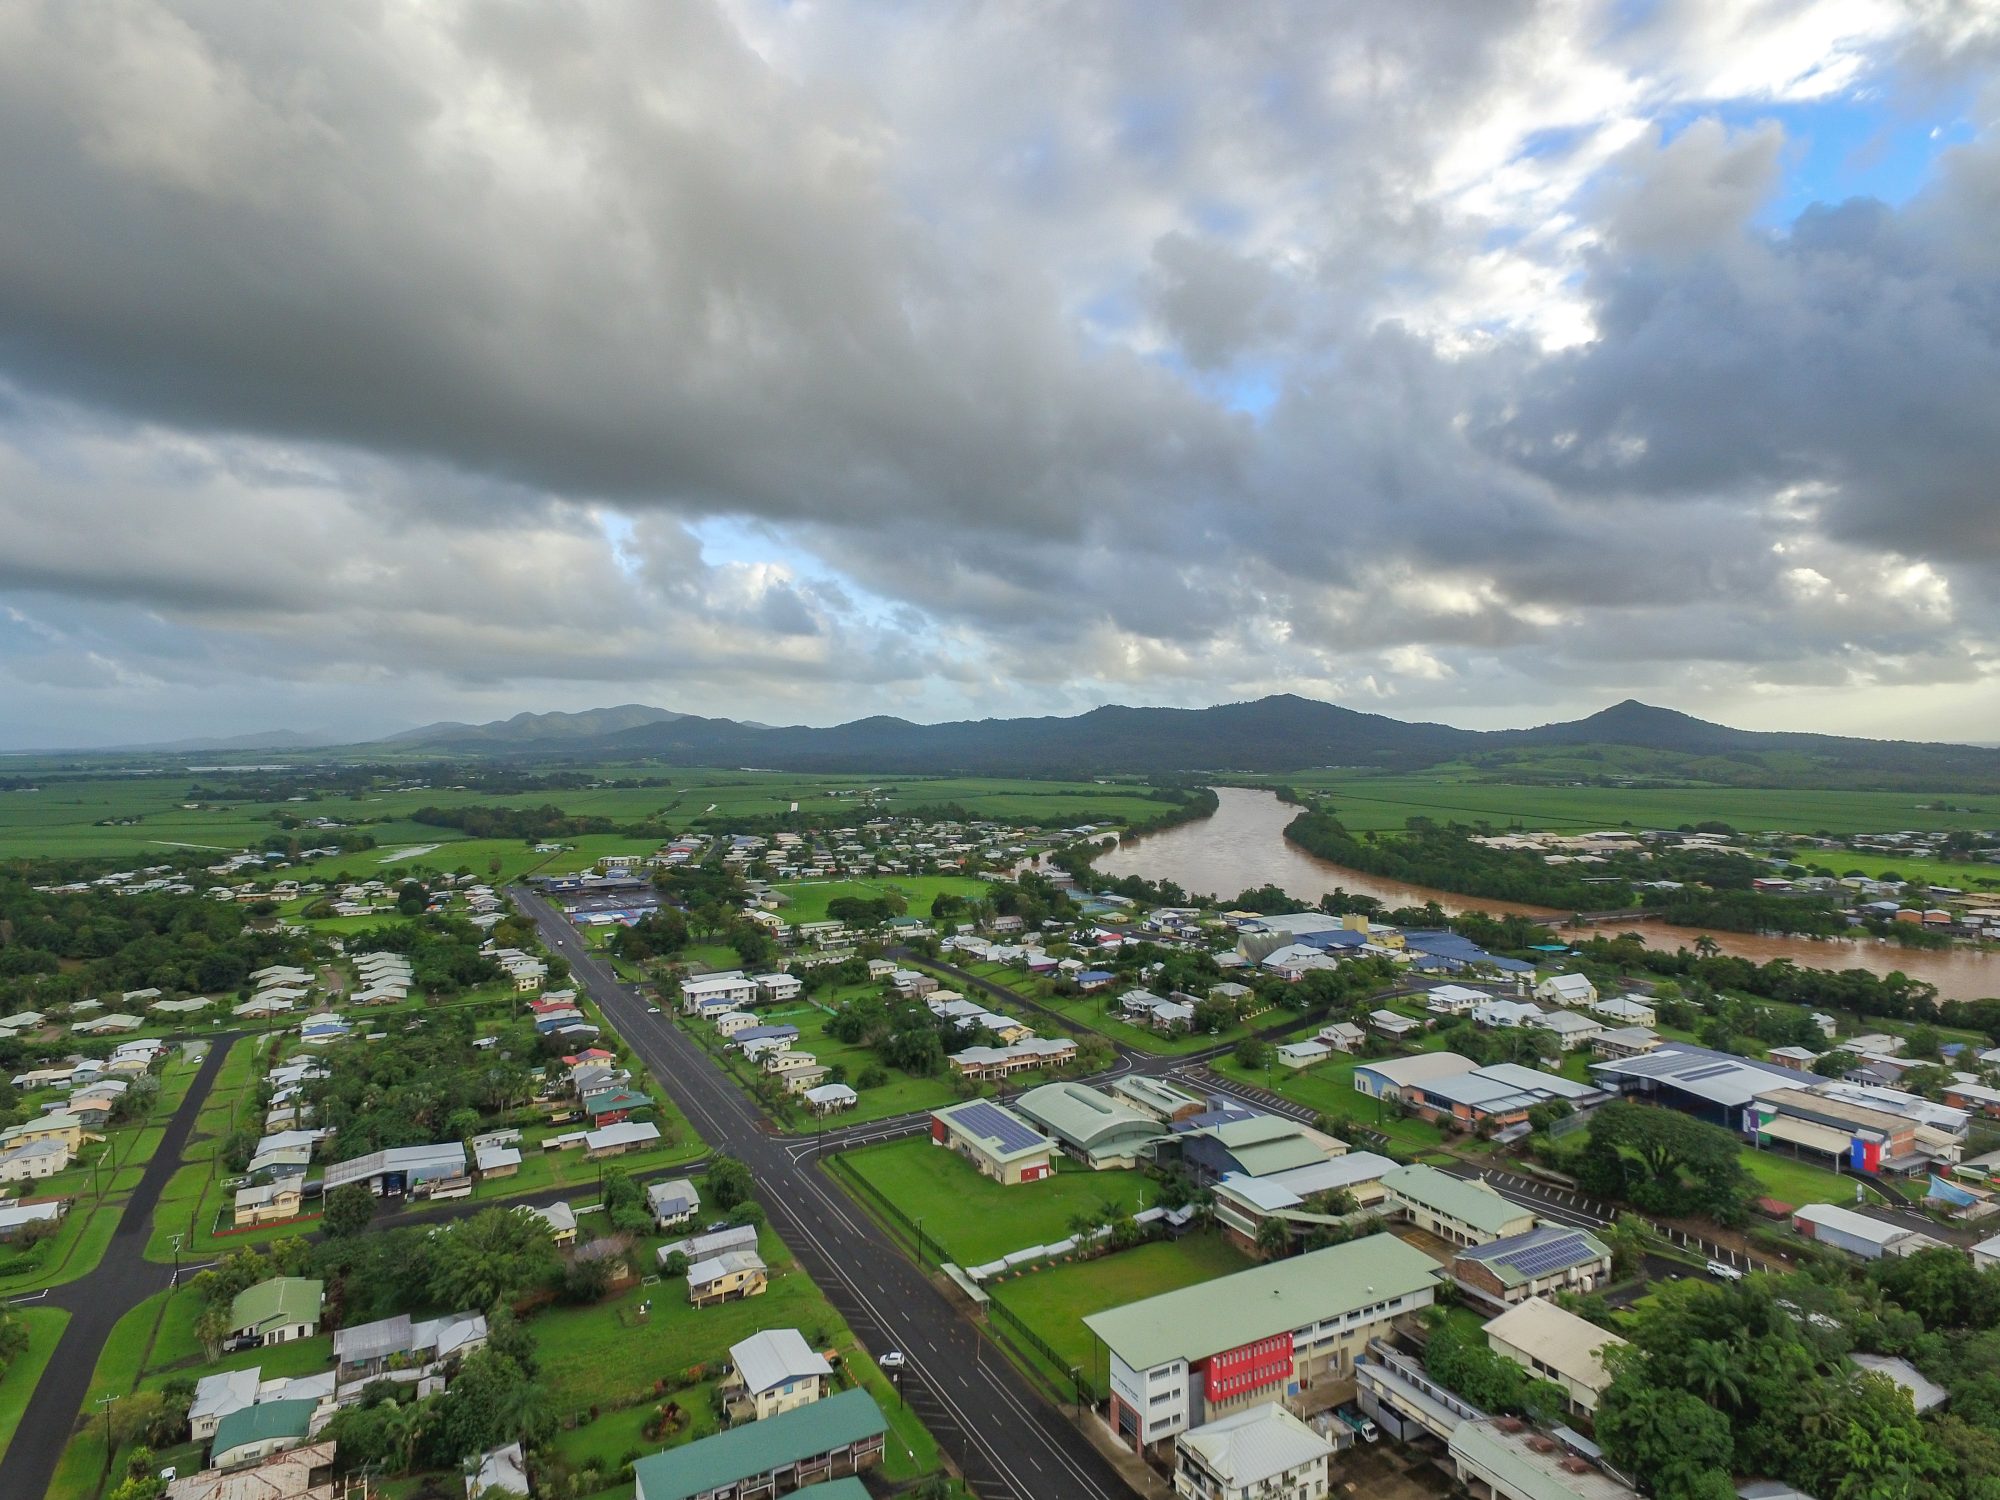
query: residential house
[
  {"left": 723, "top": 1328, "right": 832, "bottom": 1422},
  {"left": 648, "top": 1177, "right": 702, "bottom": 1229},
  {"left": 232, "top": 1179, "right": 304, "bottom": 1228},
  {"left": 0, "top": 1112, "right": 87, "bottom": 1153},
  {"left": 333, "top": 1310, "right": 487, "bottom": 1382},
  {"left": 689, "top": 1249, "right": 769, "bottom": 1306},
  {"left": 1172, "top": 1403, "right": 1332, "bottom": 1500},
  {"left": 586, "top": 1121, "right": 662, "bottom": 1159},
  {"left": 1534, "top": 973, "right": 1597, "bottom": 1008},
  {"left": 321, "top": 1142, "right": 469, "bottom": 1198},
  {"left": 1593, "top": 1026, "right": 1663, "bottom": 1062},
  {"left": 801, "top": 1083, "right": 858, "bottom": 1116},
  {"left": 1540, "top": 1011, "right": 1604, "bottom": 1052},
  {"left": 1592, "top": 995, "right": 1656, "bottom": 1027},
  {"left": 209, "top": 1399, "right": 318, "bottom": 1470},
  {"left": 947, "top": 1037, "right": 1076, "bottom": 1080},
  {"left": 0, "top": 1138, "right": 70, "bottom": 1182},
  {"left": 227, "top": 1278, "right": 324, "bottom": 1347},
  {"left": 753, "top": 973, "right": 803, "bottom": 1004},
  {"left": 1369, "top": 1009, "right": 1425, "bottom": 1041}
]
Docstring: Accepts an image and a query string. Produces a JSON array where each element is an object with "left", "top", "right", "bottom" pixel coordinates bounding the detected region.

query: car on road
[
  {"left": 1705, "top": 1259, "right": 1744, "bottom": 1281},
  {"left": 878, "top": 1351, "right": 906, "bottom": 1369},
  {"left": 648, "top": 1005, "right": 661, "bottom": 1014}
]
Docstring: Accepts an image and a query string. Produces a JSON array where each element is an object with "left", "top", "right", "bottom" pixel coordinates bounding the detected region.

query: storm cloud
[{"left": 1, "top": 0, "right": 1997, "bottom": 746}]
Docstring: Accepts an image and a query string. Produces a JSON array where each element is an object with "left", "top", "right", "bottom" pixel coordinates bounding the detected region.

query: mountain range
[{"left": 365, "top": 695, "right": 2000, "bottom": 787}]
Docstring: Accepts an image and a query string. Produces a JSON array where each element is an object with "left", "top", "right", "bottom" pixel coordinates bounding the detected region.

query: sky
[{"left": 3, "top": 1, "right": 2000, "bottom": 749}]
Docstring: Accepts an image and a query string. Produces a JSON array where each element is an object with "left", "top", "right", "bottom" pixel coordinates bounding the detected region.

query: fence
[{"left": 984, "top": 1293, "right": 1094, "bottom": 1400}]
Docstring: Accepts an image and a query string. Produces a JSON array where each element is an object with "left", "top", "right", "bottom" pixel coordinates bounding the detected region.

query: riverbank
[{"left": 1094, "top": 787, "right": 2000, "bottom": 1001}]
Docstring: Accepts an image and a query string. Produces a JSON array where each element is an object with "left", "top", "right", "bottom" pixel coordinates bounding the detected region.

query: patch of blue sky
[
  {"left": 1654, "top": 90, "right": 1977, "bottom": 226},
  {"left": 685, "top": 515, "right": 917, "bottom": 630}
]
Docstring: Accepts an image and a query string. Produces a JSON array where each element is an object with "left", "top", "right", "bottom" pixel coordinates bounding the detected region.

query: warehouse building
[
  {"left": 1084, "top": 1233, "right": 1440, "bottom": 1452},
  {"left": 1792, "top": 1202, "right": 1945, "bottom": 1261},
  {"left": 1352, "top": 1052, "right": 1480, "bottom": 1101}
]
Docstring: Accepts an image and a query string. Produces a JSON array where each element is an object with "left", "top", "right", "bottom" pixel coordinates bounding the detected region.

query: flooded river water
[{"left": 1095, "top": 787, "right": 2000, "bottom": 1001}]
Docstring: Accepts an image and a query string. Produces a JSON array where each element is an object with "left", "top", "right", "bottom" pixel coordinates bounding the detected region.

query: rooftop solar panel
[
  {"left": 1496, "top": 1233, "right": 1596, "bottom": 1279},
  {"left": 949, "top": 1100, "right": 1046, "bottom": 1154}
]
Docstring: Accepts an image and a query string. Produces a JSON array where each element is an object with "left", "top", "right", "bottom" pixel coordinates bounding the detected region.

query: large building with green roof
[
  {"left": 632, "top": 1387, "right": 886, "bottom": 1500},
  {"left": 1083, "top": 1233, "right": 1440, "bottom": 1452},
  {"left": 1012, "top": 1082, "right": 1164, "bottom": 1169},
  {"left": 1380, "top": 1164, "right": 1537, "bottom": 1246}
]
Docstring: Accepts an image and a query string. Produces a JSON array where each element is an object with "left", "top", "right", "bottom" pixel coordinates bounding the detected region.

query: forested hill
[{"left": 379, "top": 692, "right": 2000, "bottom": 788}]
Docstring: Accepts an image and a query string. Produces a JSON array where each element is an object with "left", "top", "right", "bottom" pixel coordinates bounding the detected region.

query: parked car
[{"left": 1705, "top": 1259, "right": 1745, "bottom": 1282}]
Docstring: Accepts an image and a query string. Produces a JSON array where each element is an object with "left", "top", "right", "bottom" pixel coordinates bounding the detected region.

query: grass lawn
[
  {"left": 0, "top": 1307, "right": 70, "bottom": 1465},
  {"left": 1207, "top": 1055, "right": 1448, "bottom": 1152},
  {"left": 769, "top": 875, "right": 991, "bottom": 927},
  {"left": 534, "top": 1223, "right": 941, "bottom": 1486},
  {"left": 986, "top": 1233, "right": 1253, "bottom": 1398},
  {"left": 1739, "top": 1147, "right": 1872, "bottom": 1209},
  {"left": 683, "top": 1003, "right": 959, "bottom": 1132},
  {"left": 840, "top": 1137, "right": 1159, "bottom": 1266}
]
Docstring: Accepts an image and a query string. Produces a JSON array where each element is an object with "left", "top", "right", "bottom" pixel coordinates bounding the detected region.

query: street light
[{"left": 169, "top": 1232, "right": 183, "bottom": 1289}]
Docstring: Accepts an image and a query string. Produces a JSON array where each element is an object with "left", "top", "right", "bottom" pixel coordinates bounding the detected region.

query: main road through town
[{"left": 513, "top": 887, "right": 1137, "bottom": 1500}]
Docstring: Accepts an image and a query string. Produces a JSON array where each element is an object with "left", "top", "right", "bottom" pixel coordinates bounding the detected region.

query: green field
[
  {"left": 0, "top": 767, "right": 1174, "bottom": 862},
  {"left": 839, "top": 1137, "right": 1158, "bottom": 1266},
  {"left": 984, "top": 1234, "right": 1253, "bottom": 1398},
  {"left": 768, "top": 875, "right": 991, "bottom": 925},
  {"left": 1251, "top": 770, "right": 2000, "bottom": 838}
]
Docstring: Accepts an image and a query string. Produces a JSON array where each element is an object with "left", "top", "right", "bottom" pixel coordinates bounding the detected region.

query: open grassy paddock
[
  {"left": 768, "top": 874, "right": 991, "bottom": 926},
  {"left": 838, "top": 1136, "right": 1159, "bottom": 1267},
  {"left": 0, "top": 766, "right": 1174, "bottom": 864},
  {"left": 1252, "top": 770, "right": 2000, "bottom": 838},
  {"left": 0, "top": 1307, "right": 70, "bottom": 1467},
  {"left": 984, "top": 1233, "right": 1254, "bottom": 1399}
]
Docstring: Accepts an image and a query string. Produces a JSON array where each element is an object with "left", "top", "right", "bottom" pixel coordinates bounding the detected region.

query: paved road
[
  {"left": 0, "top": 1038, "right": 233, "bottom": 1500},
  {"left": 518, "top": 888, "right": 1133, "bottom": 1500}
]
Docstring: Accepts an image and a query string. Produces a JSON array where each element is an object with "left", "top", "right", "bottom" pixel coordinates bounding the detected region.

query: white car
[
  {"left": 1705, "top": 1259, "right": 1744, "bottom": 1282},
  {"left": 878, "top": 1351, "right": 906, "bottom": 1369}
]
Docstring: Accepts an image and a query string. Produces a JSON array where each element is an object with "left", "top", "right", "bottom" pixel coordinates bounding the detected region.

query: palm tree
[
  {"left": 1693, "top": 935, "right": 1721, "bottom": 960},
  {"left": 1255, "top": 1217, "right": 1291, "bottom": 1260},
  {"left": 1683, "top": 1339, "right": 1743, "bottom": 1412},
  {"left": 382, "top": 1399, "right": 428, "bottom": 1475}
]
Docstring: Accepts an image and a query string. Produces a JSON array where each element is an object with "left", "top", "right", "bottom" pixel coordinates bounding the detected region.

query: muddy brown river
[{"left": 1094, "top": 787, "right": 2000, "bottom": 1001}]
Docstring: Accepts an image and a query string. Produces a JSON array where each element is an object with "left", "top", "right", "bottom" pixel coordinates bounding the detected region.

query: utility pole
[
  {"left": 169, "top": 1231, "right": 183, "bottom": 1288},
  {"left": 97, "top": 1392, "right": 116, "bottom": 1451},
  {"left": 912, "top": 1217, "right": 926, "bottom": 1265}
]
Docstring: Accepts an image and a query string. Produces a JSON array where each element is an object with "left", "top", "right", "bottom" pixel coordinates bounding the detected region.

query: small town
[{"left": 4, "top": 5, "right": 1997, "bottom": 1499}]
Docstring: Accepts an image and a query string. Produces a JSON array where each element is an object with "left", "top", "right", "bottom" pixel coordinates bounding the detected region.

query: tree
[
  {"left": 1234, "top": 1038, "right": 1270, "bottom": 1070},
  {"left": 1597, "top": 1383, "right": 1737, "bottom": 1500},
  {"left": 705, "top": 1156, "right": 754, "bottom": 1213},
  {"left": 322, "top": 1183, "right": 377, "bottom": 1239},
  {"left": 1254, "top": 1217, "right": 1291, "bottom": 1260},
  {"left": 194, "top": 1299, "right": 234, "bottom": 1362},
  {"left": 427, "top": 1209, "right": 560, "bottom": 1312}
]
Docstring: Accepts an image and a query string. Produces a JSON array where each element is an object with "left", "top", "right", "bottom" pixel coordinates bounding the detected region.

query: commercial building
[
  {"left": 1352, "top": 1052, "right": 1480, "bottom": 1101},
  {"left": 929, "top": 1100, "right": 1055, "bottom": 1184},
  {"left": 1398, "top": 1063, "right": 1606, "bottom": 1137},
  {"left": 1452, "top": 1226, "right": 1613, "bottom": 1310},
  {"left": 1208, "top": 1151, "right": 1399, "bottom": 1252},
  {"left": 1381, "top": 1165, "right": 1537, "bottom": 1247},
  {"left": 1085, "top": 1234, "right": 1440, "bottom": 1451},
  {"left": 1172, "top": 1402, "right": 1333, "bottom": 1500},
  {"left": 1014, "top": 1083, "right": 1166, "bottom": 1169},
  {"left": 632, "top": 1388, "right": 886, "bottom": 1500},
  {"left": 1483, "top": 1297, "right": 1629, "bottom": 1415},
  {"left": 1588, "top": 1044, "right": 1799, "bottom": 1130},
  {"left": 1109, "top": 1076, "right": 1206, "bottom": 1124}
]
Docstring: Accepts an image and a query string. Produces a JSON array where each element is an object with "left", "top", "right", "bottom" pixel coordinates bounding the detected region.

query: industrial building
[{"left": 1014, "top": 1082, "right": 1165, "bottom": 1169}]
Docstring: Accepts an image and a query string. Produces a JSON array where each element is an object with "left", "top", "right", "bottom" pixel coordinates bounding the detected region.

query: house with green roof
[
  {"left": 210, "top": 1396, "right": 317, "bottom": 1469},
  {"left": 632, "top": 1387, "right": 886, "bottom": 1500},
  {"left": 1084, "top": 1233, "right": 1440, "bottom": 1452},
  {"left": 1380, "top": 1165, "right": 1536, "bottom": 1247},
  {"left": 1012, "top": 1082, "right": 1164, "bottom": 1169},
  {"left": 227, "top": 1276, "right": 324, "bottom": 1347}
]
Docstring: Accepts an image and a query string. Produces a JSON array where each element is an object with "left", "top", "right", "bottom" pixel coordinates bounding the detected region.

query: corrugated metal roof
[{"left": 632, "top": 1389, "right": 885, "bottom": 1500}]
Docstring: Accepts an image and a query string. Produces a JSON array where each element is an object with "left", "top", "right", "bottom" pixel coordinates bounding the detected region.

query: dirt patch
[{"left": 1331, "top": 1440, "right": 1456, "bottom": 1500}]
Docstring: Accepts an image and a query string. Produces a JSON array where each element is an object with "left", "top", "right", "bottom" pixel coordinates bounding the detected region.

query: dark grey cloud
[{"left": 0, "top": 0, "right": 1997, "bottom": 745}]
